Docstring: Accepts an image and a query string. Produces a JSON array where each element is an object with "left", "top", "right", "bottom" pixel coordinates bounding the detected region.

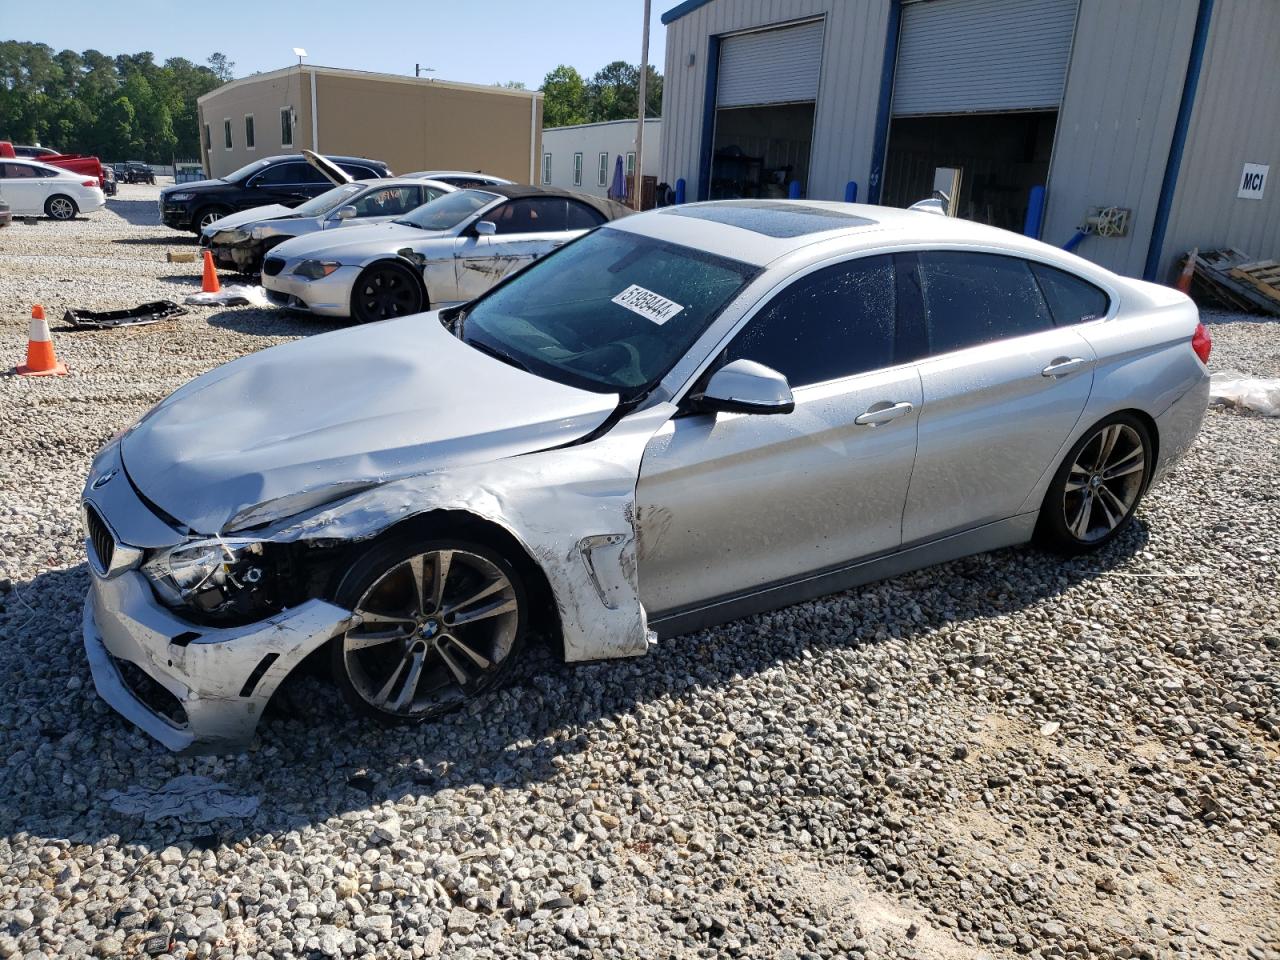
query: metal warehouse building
[
  {"left": 197, "top": 66, "right": 542, "bottom": 185},
  {"left": 659, "top": 0, "right": 1279, "bottom": 281},
  {"left": 541, "top": 119, "right": 662, "bottom": 200}
]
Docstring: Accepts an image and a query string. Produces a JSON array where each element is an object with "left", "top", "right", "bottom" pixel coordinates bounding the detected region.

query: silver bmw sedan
[{"left": 80, "top": 200, "right": 1211, "bottom": 752}]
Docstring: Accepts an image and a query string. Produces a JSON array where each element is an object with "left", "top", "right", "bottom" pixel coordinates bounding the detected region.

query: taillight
[
  {"left": 1191, "top": 321, "right": 1212, "bottom": 364},
  {"left": 81, "top": 179, "right": 97, "bottom": 187}
]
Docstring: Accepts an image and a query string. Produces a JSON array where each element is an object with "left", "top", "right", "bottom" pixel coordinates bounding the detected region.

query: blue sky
[{"left": 4, "top": 0, "right": 671, "bottom": 88}]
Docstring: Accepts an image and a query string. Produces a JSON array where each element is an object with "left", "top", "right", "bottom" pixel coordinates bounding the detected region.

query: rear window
[{"left": 1031, "top": 262, "right": 1110, "bottom": 325}]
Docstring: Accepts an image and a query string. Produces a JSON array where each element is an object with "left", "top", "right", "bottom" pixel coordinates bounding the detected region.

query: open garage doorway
[
  {"left": 710, "top": 102, "right": 816, "bottom": 200},
  {"left": 881, "top": 111, "right": 1057, "bottom": 231}
]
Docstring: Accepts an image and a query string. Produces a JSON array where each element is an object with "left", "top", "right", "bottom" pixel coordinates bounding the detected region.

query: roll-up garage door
[
  {"left": 892, "top": 0, "right": 1077, "bottom": 115},
  {"left": 717, "top": 19, "right": 824, "bottom": 108}
]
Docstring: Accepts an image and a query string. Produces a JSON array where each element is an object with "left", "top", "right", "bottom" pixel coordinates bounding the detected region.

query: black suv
[{"left": 159, "top": 154, "right": 392, "bottom": 233}]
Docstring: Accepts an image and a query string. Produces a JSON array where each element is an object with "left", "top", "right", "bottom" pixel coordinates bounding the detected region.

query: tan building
[{"left": 196, "top": 65, "right": 542, "bottom": 183}]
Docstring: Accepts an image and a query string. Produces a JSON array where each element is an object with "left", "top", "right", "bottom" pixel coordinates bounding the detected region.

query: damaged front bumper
[
  {"left": 261, "top": 265, "right": 359, "bottom": 317},
  {"left": 209, "top": 239, "right": 265, "bottom": 274},
  {"left": 83, "top": 571, "right": 352, "bottom": 754}
]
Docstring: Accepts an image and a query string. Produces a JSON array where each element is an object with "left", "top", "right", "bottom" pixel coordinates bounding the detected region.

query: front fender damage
[{"left": 263, "top": 403, "right": 677, "bottom": 662}]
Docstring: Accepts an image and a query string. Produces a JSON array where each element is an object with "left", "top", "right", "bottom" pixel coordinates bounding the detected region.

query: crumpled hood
[
  {"left": 271, "top": 221, "right": 446, "bottom": 264},
  {"left": 120, "top": 314, "right": 618, "bottom": 534},
  {"left": 206, "top": 204, "right": 293, "bottom": 234}
]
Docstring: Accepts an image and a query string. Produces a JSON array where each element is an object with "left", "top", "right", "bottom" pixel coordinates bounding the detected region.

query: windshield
[
  {"left": 292, "top": 183, "right": 364, "bottom": 217},
  {"left": 460, "top": 228, "right": 756, "bottom": 399},
  {"left": 394, "top": 189, "right": 498, "bottom": 231},
  {"left": 222, "top": 159, "right": 272, "bottom": 182}
]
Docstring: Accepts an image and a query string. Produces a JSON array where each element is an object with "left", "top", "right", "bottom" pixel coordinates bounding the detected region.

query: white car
[{"left": 0, "top": 157, "right": 105, "bottom": 219}]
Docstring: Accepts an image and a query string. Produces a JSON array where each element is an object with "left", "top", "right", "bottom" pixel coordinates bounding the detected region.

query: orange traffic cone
[
  {"left": 201, "top": 249, "right": 222, "bottom": 294},
  {"left": 1175, "top": 246, "right": 1197, "bottom": 295},
  {"left": 16, "top": 305, "right": 68, "bottom": 377}
]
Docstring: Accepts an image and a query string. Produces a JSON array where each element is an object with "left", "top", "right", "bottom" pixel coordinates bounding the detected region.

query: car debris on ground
[{"left": 62, "top": 300, "right": 188, "bottom": 330}]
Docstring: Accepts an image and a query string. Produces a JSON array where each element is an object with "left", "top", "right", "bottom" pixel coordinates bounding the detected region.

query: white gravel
[{"left": 0, "top": 187, "right": 1278, "bottom": 960}]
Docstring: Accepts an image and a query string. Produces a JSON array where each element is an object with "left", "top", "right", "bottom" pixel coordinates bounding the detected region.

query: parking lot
[{"left": 1, "top": 189, "right": 1278, "bottom": 959}]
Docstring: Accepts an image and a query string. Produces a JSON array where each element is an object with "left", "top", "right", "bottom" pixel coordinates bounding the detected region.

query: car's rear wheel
[
  {"left": 351, "top": 262, "right": 424, "bottom": 324},
  {"left": 45, "top": 195, "right": 77, "bottom": 220},
  {"left": 331, "top": 536, "right": 526, "bottom": 723},
  {"left": 195, "top": 206, "right": 231, "bottom": 232},
  {"left": 1036, "top": 413, "right": 1152, "bottom": 554}
]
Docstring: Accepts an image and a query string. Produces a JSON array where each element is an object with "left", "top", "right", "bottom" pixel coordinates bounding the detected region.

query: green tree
[
  {"left": 540, "top": 65, "right": 589, "bottom": 128},
  {"left": 0, "top": 40, "right": 224, "bottom": 160},
  {"left": 207, "top": 52, "right": 235, "bottom": 83},
  {"left": 586, "top": 61, "right": 662, "bottom": 122}
]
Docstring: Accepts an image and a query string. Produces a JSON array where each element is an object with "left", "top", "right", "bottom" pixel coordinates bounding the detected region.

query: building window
[
  {"left": 244, "top": 115, "right": 255, "bottom": 150},
  {"left": 626, "top": 151, "right": 636, "bottom": 179},
  {"left": 597, "top": 152, "right": 608, "bottom": 187},
  {"left": 280, "top": 107, "right": 294, "bottom": 148},
  {"left": 573, "top": 152, "right": 583, "bottom": 187},
  {"left": 223, "top": 119, "right": 233, "bottom": 150},
  {"left": 542, "top": 153, "right": 551, "bottom": 184},
  {"left": 203, "top": 123, "right": 211, "bottom": 150}
]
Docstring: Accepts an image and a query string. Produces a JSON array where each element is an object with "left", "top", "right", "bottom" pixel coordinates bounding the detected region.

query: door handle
[
  {"left": 855, "top": 400, "right": 914, "bottom": 426},
  {"left": 1041, "top": 357, "right": 1091, "bottom": 378}
]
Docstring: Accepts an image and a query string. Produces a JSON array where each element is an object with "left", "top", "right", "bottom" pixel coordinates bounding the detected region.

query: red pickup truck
[{"left": 0, "top": 141, "right": 105, "bottom": 187}]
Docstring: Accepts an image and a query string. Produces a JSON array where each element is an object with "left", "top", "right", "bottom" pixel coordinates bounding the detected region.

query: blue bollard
[
  {"left": 788, "top": 180, "right": 802, "bottom": 199},
  {"left": 1023, "top": 185, "right": 1046, "bottom": 239},
  {"left": 844, "top": 181, "right": 858, "bottom": 203},
  {"left": 674, "top": 178, "right": 686, "bottom": 205}
]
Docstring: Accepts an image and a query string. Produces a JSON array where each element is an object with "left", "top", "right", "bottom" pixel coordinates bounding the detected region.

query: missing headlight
[{"left": 143, "top": 537, "right": 280, "bottom": 620}]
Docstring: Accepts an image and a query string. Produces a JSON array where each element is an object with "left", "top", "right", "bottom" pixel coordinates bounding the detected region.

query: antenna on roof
[{"left": 293, "top": 47, "right": 308, "bottom": 66}]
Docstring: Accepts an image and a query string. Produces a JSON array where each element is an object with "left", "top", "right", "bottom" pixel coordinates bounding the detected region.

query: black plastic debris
[{"left": 62, "top": 299, "right": 188, "bottom": 330}]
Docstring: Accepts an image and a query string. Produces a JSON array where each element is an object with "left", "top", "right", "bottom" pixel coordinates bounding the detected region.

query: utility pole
[{"left": 634, "top": 0, "right": 651, "bottom": 211}]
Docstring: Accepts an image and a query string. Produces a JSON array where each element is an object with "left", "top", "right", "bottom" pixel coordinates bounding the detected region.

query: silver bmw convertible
[{"left": 81, "top": 200, "right": 1211, "bottom": 752}]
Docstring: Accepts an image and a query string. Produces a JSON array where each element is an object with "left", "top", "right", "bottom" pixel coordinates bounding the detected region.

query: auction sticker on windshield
[{"left": 611, "top": 284, "right": 684, "bottom": 325}]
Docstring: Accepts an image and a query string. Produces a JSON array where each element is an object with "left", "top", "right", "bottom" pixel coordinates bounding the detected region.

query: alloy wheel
[
  {"left": 48, "top": 197, "right": 75, "bottom": 220},
  {"left": 199, "top": 210, "right": 225, "bottom": 230},
  {"left": 1061, "top": 423, "right": 1146, "bottom": 543},
  {"left": 357, "top": 268, "right": 420, "bottom": 320},
  {"left": 343, "top": 548, "right": 520, "bottom": 718}
]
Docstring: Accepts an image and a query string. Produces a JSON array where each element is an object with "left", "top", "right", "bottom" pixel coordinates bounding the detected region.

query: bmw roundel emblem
[{"left": 91, "top": 469, "right": 117, "bottom": 490}]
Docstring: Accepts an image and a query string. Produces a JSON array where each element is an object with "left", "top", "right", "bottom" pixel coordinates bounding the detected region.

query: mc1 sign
[{"left": 1237, "top": 163, "right": 1268, "bottom": 200}]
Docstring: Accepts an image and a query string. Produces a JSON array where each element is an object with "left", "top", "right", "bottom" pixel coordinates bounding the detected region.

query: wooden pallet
[
  {"left": 1190, "top": 249, "right": 1280, "bottom": 316},
  {"left": 1228, "top": 259, "right": 1280, "bottom": 308}
]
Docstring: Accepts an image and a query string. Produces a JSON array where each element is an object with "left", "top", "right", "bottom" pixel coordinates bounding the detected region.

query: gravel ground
[{"left": 1, "top": 186, "right": 1277, "bottom": 960}]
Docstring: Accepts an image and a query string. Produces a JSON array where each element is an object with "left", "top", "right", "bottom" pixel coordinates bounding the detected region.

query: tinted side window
[
  {"left": 722, "top": 255, "right": 897, "bottom": 388},
  {"left": 2, "top": 163, "right": 42, "bottom": 179},
  {"left": 487, "top": 198, "right": 568, "bottom": 234},
  {"left": 253, "top": 162, "right": 310, "bottom": 186},
  {"left": 918, "top": 251, "right": 1054, "bottom": 354},
  {"left": 1031, "top": 262, "right": 1110, "bottom": 325},
  {"left": 566, "top": 200, "right": 606, "bottom": 230}
]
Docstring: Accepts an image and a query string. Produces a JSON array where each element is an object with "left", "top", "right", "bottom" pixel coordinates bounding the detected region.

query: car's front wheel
[
  {"left": 1037, "top": 413, "right": 1153, "bottom": 554},
  {"left": 331, "top": 536, "right": 526, "bottom": 723},
  {"left": 45, "top": 195, "right": 78, "bottom": 220},
  {"left": 351, "top": 262, "right": 424, "bottom": 323}
]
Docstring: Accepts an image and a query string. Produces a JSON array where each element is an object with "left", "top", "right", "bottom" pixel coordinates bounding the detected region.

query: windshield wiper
[{"left": 466, "top": 337, "right": 530, "bottom": 373}]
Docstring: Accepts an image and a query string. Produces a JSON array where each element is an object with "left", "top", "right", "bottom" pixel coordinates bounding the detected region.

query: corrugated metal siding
[
  {"left": 717, "top": 19, "right": 825, "bottom": 107},
  {"left": 1160, "top": 0, "right": 1280, "bottom": 281},
  {"left": 660, "top": 0, "right": 891, "bottom": 201},
  {"left": 893, "top": 0, "right": 1078, "bottom": 115},
  {"left": 1040, "top": 0, "right": 1198, "bottom": 277}
]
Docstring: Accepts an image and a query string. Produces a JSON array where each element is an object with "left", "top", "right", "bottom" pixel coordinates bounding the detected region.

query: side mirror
[
  {"left": 474, "top": 220, "right": 497, "bottom": 236},
  {"left": 687, "top": 358, "right": 795, "bottom": 416},
  {"left": 334, "top": 205, "right": 357, "bottom": 221}
]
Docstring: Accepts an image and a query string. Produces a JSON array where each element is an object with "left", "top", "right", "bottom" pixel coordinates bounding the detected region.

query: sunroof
[{"left": 659, "top": 201, "right": 876, "bottom": 238}]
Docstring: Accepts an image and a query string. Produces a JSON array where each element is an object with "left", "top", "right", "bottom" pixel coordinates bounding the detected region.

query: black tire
[
  {"left": 45, "top": 195, "right": 78, "bottom": 220},
  {"left": 194, "top": 206, "right": 231, "bottom": 233},
  {"left": 1035, "top": 412, "right": 1153, "bottom": 555},
  {"left": 350, "top": 261, "right": 425, "bottom": 324},
  {"left": 330, "top": 535, "right": 527, "bottom": 725}
]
